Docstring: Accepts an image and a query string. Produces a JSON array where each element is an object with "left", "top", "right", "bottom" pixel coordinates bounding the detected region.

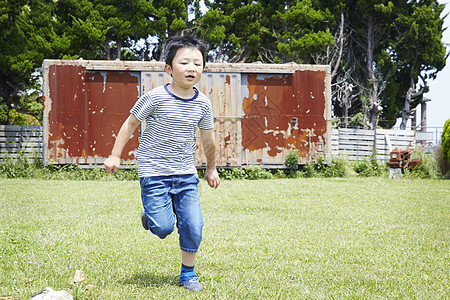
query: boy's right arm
[{"left": 104, "top": 114, "right": 140, "bottom": 173}]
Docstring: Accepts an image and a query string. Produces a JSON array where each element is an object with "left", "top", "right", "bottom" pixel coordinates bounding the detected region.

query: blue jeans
[{"left": 139, "top": 174, "right": 203, "bottom": 253}]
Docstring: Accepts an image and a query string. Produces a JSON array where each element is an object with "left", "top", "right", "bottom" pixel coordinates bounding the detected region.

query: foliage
[
  {"left": 301, "top": 162, "right": 318, "bottom": 178},
  {"left": 41, "top": 162, "right": 139, "bottom": 181},
  {"left": 436, "top": 119, "right": 450, "bottom": 178},
  {"left": 7, "top": 109, "right": 40, "bottom": 125},
  {"left": 0, "top": 0, "right": 447, "bottom": 130},
  {"left": 1, "top": 152, "right": 443, "bottom": 180},
  {"left": 393, "top": 1, "right": 447, "bottom": 130},
  {"left": 0, "top": 0, "right": 195, "bottom": 124},
  {"left": 0, "top": 101, "right": 8, "bottom": 124},
  {"left": 198, "top": 0, "right": 334, "bottom": 63},
  {"left": 244, "top": 166, "right": 273, "bottom": 180},
  {"left": 0, "top": 151, "right": 39, "bottom": 179},
  {"left": 353, "top": 160, "right": 380, "bottom": 177},
  {"left": 0, "top": 154, "right": 138, "bottom": 181},
  {"left": 218, "top": 168, "right": 246, "bottom": 180},
  {"left": 435, "top": 145, "right": 450, "bottom": 179},
  {"left": 441, "top": 119, "right": 450, "bottom": 162},
  {"left": 404, "top": 151, "right": 441, "bottom": 179},
  {"left": 0, "top": 0, "right": 68, "bottom": 114},
  {"left": 273, "top": 0, "right": 334, "bottom": 63},
  {"left": 273, "top": 169, "right": 288, "bottom": 179},
  {"left": 285, "top": 149, "right": 300, "bottom": 170},
  {"left": 324, "top": 156, "right": 349, "bottom": 178},
  {"left": 15, "top": 91, "right": 43, "bottom": 123},
  {"left": 298, "top": 156, "right": 349, "bottom": 178},
  {"left": 353, "top": 150, "right": 386, "bottom": 177}
]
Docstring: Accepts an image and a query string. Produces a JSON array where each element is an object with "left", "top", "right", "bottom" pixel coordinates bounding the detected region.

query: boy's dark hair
[{"left": 164, "top": 36, "right": 207, "bottom": 68}]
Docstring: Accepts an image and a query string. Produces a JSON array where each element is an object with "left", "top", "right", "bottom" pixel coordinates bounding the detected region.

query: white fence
[
  {"left": 0, "top": 125, "right": 43, "bottom": 162},
  {"left": 331, "top": 128, "right": 425, "bottom": 161}
]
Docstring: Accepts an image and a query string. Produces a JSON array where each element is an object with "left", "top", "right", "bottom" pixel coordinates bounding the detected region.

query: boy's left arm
[{"left": 200, "top": 129, "right": 220, "bottom": 189}]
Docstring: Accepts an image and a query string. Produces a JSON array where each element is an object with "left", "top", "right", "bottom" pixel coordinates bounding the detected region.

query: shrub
[
  {"left": 285, "top": 149, "right": 300, "bottom": 170},
  {"left": 274, "top": 169, "right": 288, "bottom": 179},
  {"left": 0, "top": 150, "right": 36, "bottom": 178},
  {"left": 231, "top": 168, "right": 246, "bottom": 179},
  {"left": 315, "top": 155, "right": 328, "bottom": 174},
  {"left": 441, "top": 119, "right": 450, "bottom": 162},
  {"left": 297, "top": 156, "right": 348, "bottom": 178},
  {"left": 324, "top": 156, "right": 348, "bottom": 177},
  {"left": 219, "top": 168, "right": 247, "bottom": 180},
  {"left": 301, "top": 162, "right": 317, "bottom": 177},
  {"left": 0, "top": 156, "right": 140, "bottom": 181},
  {"left": 113, "top": 167, "right": 139, "bottom": 181},
  {"left": 42, "top": 163, "right": 138, "bottom": 181},
  {"left": 404, "top": 151, "right": 441, "bottom": 179},
  {"left": 353, "top": 151, "right": 385, "bottom": 177},
  {"left": 244, "top": 166, "right": 273, "bottom": 180}
]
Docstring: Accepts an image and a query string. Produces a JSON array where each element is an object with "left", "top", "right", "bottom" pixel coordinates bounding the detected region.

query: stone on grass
[{"left": 30, "top": 287, "right": 73, "bottom": 300}]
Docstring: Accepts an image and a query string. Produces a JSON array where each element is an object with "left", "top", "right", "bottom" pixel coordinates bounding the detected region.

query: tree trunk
[
  {"left": 331, "top": 9, "right": 345, "bottom": 79},
  {"left": 117, "top": 39, "right": 122, "bottom": 60},
  {"left": 144, "top": 39, "right": 151, "bottom": 61},
  {"left": 400, "top": 76, "right": 415, "bottom": 130},
  {"left": 366, "top": 15, "right": 379, "bottom": 130},
  {"left": 218, "top": 40, "right": 223, "bottom": 62},
  {"left": 342, "top": 93, "right": 349, "bottom": 128},
  {"left": 105, "top": 36, "right": 111, "bottom": 60}
]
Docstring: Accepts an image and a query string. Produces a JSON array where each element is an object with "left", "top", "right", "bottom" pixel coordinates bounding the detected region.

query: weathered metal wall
[
  {"left": 241, "top": 70, "right": 328, "bottom": 165},
  {"left": 196, "top": 72, "right": 243, "bottom": 167},
  {"left": 43, "top": 60, "right": 331, "bottom": 167},
  {"left": 43, "top": 61, "right": 141, "bottom": 165}
]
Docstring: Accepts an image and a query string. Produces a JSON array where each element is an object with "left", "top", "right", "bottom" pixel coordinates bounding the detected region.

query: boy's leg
[
  {"left": 170, "top": 174, "right": 203, "bottom": 254},
  {"left": 140, "top": 176, "right": 176, "bottom": 239},
  {"left": 171, "top": 174, "right": 204, "bottom": 291},
  {"left": 182, "top": 251, "right": 196, "bottom": 267}
]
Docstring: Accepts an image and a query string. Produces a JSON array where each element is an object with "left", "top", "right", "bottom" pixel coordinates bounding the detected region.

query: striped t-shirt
[{"left": 130, "top": 84, "right": 214, "bottom": 177}]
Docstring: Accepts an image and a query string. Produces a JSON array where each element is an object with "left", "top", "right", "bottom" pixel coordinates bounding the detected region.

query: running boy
[{"left": 104, "top": 36, "right": 220, "bottom": 292}]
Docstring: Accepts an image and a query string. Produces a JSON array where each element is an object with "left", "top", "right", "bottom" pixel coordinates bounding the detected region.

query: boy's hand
[
  {"left": 205, "top": 168, "right": 220, "bottom": 189},
  {"left": 104, "top": 156, "right": 121, "bottom": 173}
]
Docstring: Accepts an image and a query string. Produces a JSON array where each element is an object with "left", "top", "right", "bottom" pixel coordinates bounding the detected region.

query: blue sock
[{"left": 180, "top": 264, "right": 196, "bottom": 279}]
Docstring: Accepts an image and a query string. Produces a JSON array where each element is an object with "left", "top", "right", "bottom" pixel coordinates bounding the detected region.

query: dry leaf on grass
[{"left": 72, "top": 270, "right": 85, "bottom": 284}]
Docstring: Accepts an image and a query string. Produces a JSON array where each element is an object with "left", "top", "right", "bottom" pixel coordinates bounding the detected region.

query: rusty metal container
[{"left": 42, "top": 60, "right": 331, "bottom": 168}]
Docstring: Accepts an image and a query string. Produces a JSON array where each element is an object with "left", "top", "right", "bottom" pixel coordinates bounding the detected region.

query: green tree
[
  {"left": 54, "top": 0, "right": 107, "bottom": 59},
  {"left": 149, "top": 0, "right": 190, "bottom": 60},
  {"left": 345, "top": 0, "right": 397, "bottom": 129},
  {"left": 198, "top": 0, "right": 334, "bottom": 63},
  {"left": 316, "top": 0, "right": 446, "bottom": 130},
  {"left": 199, "top": 1, "right": 274, "bottom": 62},
  {"left": 273, "top": 0, "right": 334, "bottom": 63},
  {"left": 394, "top": 1, "right": 447, "bottom": 130},
  {"left": 1, "top": 0, "right": 448, "bottom": 130},
  {"left": 0, "top": 0, "right": 68, "bottom": 123}
]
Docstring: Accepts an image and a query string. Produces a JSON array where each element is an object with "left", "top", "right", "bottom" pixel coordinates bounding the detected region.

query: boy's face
[{"left": 165, "top": 47, "right": 204, "bottom": 90}]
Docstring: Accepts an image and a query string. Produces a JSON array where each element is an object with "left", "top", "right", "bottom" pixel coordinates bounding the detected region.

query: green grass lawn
[{"left": 0, "top": 177, "right": 448, "bottom": 299}]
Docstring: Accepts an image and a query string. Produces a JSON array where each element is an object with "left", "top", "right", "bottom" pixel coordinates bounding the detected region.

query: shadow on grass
[{"left": 121, "top": 272, "right": 179, "bottom": 288}]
